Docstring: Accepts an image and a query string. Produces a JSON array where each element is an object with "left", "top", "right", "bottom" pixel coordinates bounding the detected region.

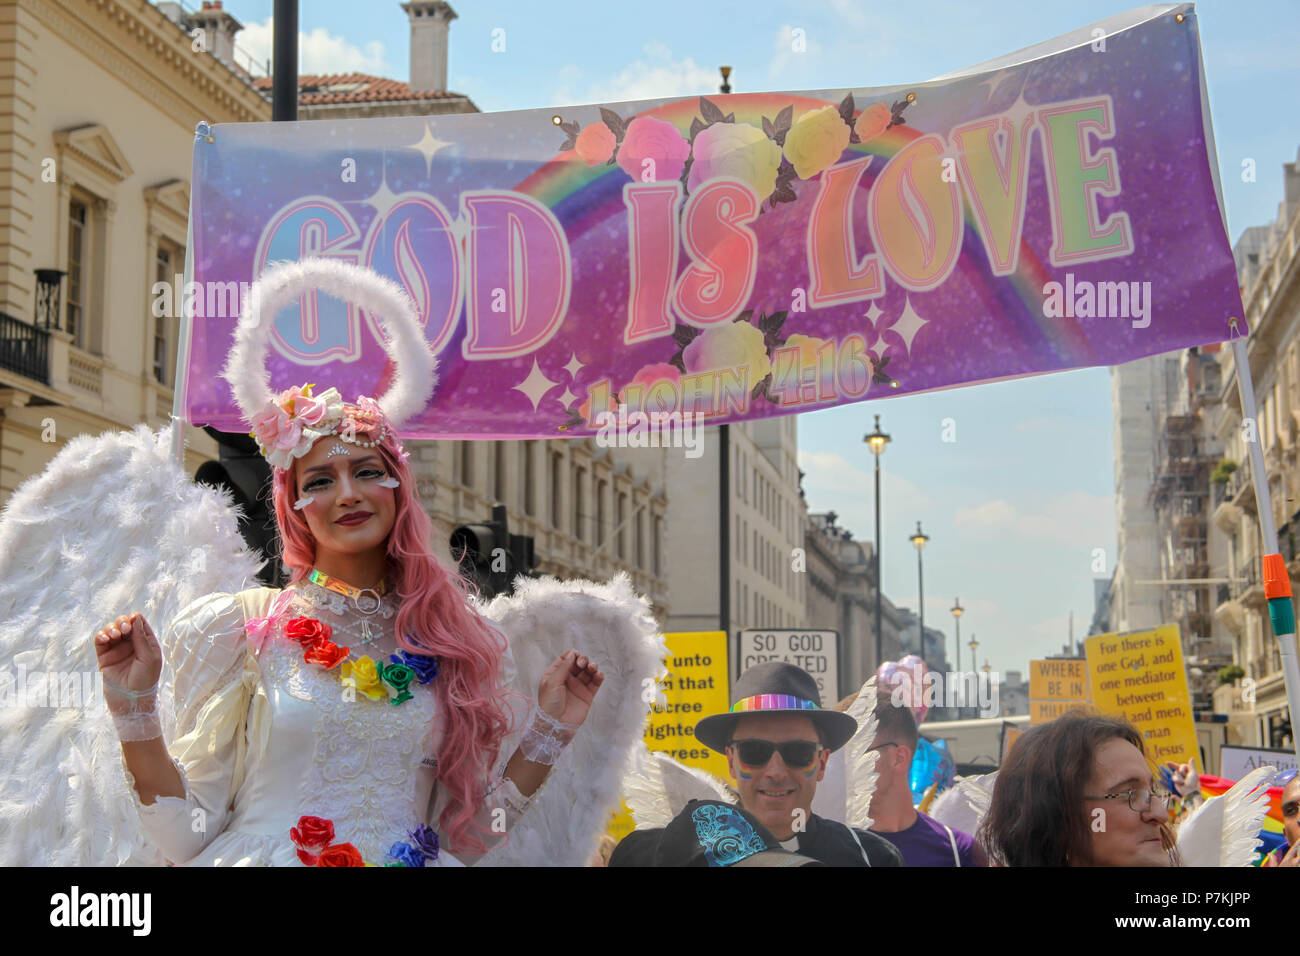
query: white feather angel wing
[
  {"left": 622, "top": 743, "right": 734, "bottom": 829},
  {"left": 811, "top": 677, "right": 879, "bottom": 828},
  {"left": 929, "top": 772, "right": 997, "bottom": 838},
  {"left": 473, "top": 572, "right": 666, "bottom": 866},
  {"left": 1175, "top": 765, "right": 1275, "bottom": 867},
  {"left": 0, "top": 423, "right": 261, "bottom": 865}
]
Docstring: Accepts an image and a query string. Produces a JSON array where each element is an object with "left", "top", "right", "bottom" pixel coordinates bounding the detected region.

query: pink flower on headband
[
  {"left": 248, "top": 384, "right": 347, "bottom": 470},
  {"left": 250, "top": 404, "right": 301, "bottom": 452},
  {"left": 294, "top": 393, "right": 329, "bottom": 426}
]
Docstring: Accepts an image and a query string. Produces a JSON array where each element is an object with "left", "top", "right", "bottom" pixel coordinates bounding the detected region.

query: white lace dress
[{"left": 123, "top": 581, "right": 532, "bottom": 866}]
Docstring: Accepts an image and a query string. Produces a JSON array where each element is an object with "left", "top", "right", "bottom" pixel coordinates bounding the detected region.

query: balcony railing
[{"left": 0, "top": 311, "right": 50, "bottom": 385}]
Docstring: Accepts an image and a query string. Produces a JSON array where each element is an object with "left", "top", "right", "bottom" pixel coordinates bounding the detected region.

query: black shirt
[
  {"left": 789, "top": 812, "right": 905, "bottom": 867},
  {"left": 609, "top": 808, "right": 905, "bottom": 867}
]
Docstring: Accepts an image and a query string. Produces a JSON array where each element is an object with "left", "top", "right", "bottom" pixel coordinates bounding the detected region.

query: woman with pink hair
[{"left": 89, "top": 260, "right": 605, "bottom": 866}]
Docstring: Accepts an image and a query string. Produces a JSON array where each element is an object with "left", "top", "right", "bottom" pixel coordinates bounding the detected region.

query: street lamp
[
  {"left": 967, "top": 634, "right": 979, "bottom": 718},
  {"left": 950, "top": 597, "right": 964, "bottom": 683},
  {"left": 865, "top": 415, "right": 891, "bottom": 670},
  {"left": 910, "top": 521, "right": 929, "bottom": 657}
]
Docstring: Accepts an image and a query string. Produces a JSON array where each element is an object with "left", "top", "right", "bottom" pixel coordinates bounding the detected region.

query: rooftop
[{"left": 251, "top": 72, "right": 469, "bottom": 105}]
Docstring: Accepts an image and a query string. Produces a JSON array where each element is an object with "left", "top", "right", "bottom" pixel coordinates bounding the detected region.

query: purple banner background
[{"left": 183, "top": 7, "right": 1243, "bottom": 439}]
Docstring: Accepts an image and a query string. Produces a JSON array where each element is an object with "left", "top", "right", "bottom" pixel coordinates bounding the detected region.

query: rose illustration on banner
[
  {"left": 626, "top": 362, "right": 683, "bottom": 410},
  {"left": 687, "top": 122, "right": 783, "bottom": 199},
  {"left": 854, "top": 101, "right": 893, "bottom": 143},
  {"left": 575, "top": 122, "right": 616, "bottom": 166},
  {"left": 617, "top": 116, "right": 691, "bottom": 182},
  {"left": 682, "top": 320, "right": 771, "bottom": 383},
  {"left": 783, "top": 105, "right": 852, "bottom": 179}
]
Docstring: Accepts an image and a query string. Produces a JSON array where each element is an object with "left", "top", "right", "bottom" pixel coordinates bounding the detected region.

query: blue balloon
[{"left": 908, "top": 737, "right": 956, "bottom": 803}]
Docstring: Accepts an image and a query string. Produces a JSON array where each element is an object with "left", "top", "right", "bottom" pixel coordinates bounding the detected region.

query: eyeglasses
[
  {"left": 1083, "top": 784, "right": 1177, "bottom": 814},
  {"left": 867, "top": 742, "right": 900, "bottom": 753},
  {"left": 728, "top": 738, "right": 821, "bottom": 769}
]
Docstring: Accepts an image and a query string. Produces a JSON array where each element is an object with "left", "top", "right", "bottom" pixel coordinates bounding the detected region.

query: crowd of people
[{"left": 604, "top": 661, "right": 1300, "bottom": 868}]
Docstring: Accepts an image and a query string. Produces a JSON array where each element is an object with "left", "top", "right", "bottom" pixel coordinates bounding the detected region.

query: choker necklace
[{"left": 307, "top": 568, "right": 389, "bottom": 615}]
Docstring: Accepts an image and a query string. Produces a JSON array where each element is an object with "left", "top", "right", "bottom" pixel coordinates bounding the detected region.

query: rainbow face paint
[
  {"left": 293, "top": 496, "right": 314, "bottom": 511},
  {"left": 376, "top": 477, "right": 400, "bottom": 488}
]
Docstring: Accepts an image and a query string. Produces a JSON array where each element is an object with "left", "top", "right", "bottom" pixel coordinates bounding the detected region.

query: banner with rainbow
[{"left": 180, "top": 5, "right": 1242, "bottom": 439}]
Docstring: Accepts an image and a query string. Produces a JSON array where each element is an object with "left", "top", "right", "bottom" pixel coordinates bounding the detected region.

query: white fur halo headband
[{"left": 221, "top": 257, "right": 438, "bottom": 431}]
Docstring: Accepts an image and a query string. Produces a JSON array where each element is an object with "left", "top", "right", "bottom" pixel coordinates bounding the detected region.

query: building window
[
  {"left": 461, "top": 441, "right": 475, "bottom": 487},
  {"left": 67, "top": 200, "right": 88, "bottom": 347},
  {"left": 493, "top": 443, "right": 505, "bottom": 502},
  {"left": 524, "top": 443, "right": 535, "bottom": 515},
  {"left": 616, "top": 492, "right": 626, "bottom": 559},
  {"left": 153, "top": 243, "right": 175, "bottom": 384},
  {"left": 574, "top": 466, "right": 586, "bottom": 540},
  {"left": 551, "top": 452, "right": 563, "bottom": 528},
  {"left": 596, "top": 479, "right": 607, "bottom": 547},
  {"left": 635, "top": 506, "right": 644, "bottom": 568},
  {"left": 654, "top": 517, "right": 662, "bottom": 577}
]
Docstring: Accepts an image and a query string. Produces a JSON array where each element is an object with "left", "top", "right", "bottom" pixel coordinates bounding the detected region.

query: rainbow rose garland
[
  {"left": 290, "top": 815, "right": 440, "bottom": 867},
  {"left": 280, "top": 615, "right": 440, "bottom": 706}
]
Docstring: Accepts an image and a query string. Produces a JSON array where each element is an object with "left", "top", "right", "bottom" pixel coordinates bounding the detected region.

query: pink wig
[{"left": 270, "top": 405, "right": 516, "bottom": 854}]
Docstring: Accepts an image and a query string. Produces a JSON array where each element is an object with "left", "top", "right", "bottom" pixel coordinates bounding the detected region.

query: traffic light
[{"left": 450, "top": 504, "right": 538, "bottom": 598}]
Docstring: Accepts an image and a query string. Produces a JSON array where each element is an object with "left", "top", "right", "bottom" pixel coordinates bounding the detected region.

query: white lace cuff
[
  {"left": 518, "top": 705, "right": 580, "bottom": 765},
  {"left": 103, "top": 675, "right": 162, "bottom": 741}
]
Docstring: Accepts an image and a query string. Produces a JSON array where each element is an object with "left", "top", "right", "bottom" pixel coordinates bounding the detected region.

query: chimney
[
  {"left": 403, "top": 1, "right": 457, "bottom": 92},
  {"left": 187, "top": 0, "right": 244, "bottom": 71}
]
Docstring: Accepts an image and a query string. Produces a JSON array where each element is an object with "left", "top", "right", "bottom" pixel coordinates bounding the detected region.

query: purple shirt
[{"left": 873, "top": 812, "right": 985, "bottom": 867}]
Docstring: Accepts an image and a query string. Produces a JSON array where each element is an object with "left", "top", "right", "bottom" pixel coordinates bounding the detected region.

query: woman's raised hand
[
  {"left": 93, "top": 613, "right": 163, "bottom": 709},
  {"left": 537, "top": 650, "right": 604, "bottom": 727}
]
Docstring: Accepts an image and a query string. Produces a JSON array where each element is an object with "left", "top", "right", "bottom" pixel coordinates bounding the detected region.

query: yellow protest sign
[
  {"left": 1084, "top": 625, "right": 1197, "bottom": 765},
  {"left": 1028, "top": 658, "right": 1091, "bottom": 724},
  {"left": 1029, "top": 658, "right": 1090, "bottom": 700},
  {"left": 646, "top": 631, "right": 731, "bottom": 777},
  {"left": 606, "top": 631, "right": 730, "bottom": 844},
  {"left": 1030, "top": 700, "right": 1092, "bottom": 723}
]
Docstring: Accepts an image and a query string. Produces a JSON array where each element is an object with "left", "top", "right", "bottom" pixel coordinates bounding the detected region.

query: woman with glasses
[{"left": 978, "top": 712, "right": 1180, "bottom": 866}]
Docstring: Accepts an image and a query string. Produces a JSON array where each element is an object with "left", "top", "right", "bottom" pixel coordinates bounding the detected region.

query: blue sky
[{"left": 216, "top": 0, "right": 1299, "bottom": 672}]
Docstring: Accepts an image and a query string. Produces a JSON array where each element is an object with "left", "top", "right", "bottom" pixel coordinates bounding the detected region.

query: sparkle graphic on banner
[
  {"left": 360, "top": 168, "right": 403, "bottom": 220},
  {"left": 1000, "top": 92, "right": 1037, "bottom": 134},
  {"left": 513, "top": 359, "right": 559, "bottom": 410},
  {"left": 406, "top": 124, "right": 453, "bottom": 180},
  {"left": 890, "top": 298, "right": 930, "bottom": 355},
  {"left": 562, "top": 352, "right": 584, "bottom": 379},
  {"left": 862, "top": 298, "right": 929, "bottom": 361},
  {"left": 972, "top": 68, "right": 1021, "bottom": 103},
  {"left": 557, "top": 387, "right": 578, "bottom": 409}
]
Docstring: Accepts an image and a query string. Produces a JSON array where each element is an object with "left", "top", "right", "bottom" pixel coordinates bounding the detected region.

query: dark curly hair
[{"left": 978, "top": 711, "right": 1180, "bottom": 866}]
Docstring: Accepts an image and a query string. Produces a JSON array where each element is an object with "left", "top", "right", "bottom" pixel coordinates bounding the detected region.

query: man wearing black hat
[{"left": 611, "top": 662, "right": 904, "bottom": 866}]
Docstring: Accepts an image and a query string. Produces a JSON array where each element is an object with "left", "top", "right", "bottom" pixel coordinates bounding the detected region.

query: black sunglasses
[{"left": 728, "top": 738, "right": 821, "bottom": 769}]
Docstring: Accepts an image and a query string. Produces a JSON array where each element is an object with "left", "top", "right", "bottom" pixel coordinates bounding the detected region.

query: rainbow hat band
[
  {"left": 731, "top": 694, "right": 820, "bottom": 713},
  {"left": 694, "top": 662, "right": 859, "bottom": 755}
]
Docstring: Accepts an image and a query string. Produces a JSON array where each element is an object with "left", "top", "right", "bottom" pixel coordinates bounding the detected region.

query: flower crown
[{"left": 249, "top": 384, "right": 394, "bottom": 471}]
